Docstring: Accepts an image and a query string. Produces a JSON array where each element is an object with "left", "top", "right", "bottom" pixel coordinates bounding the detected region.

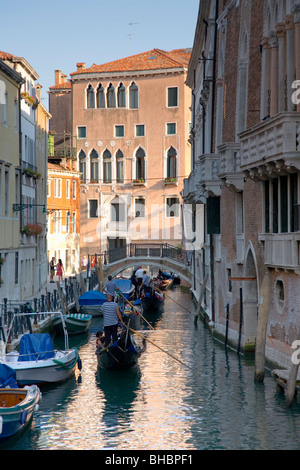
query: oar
[
  {"left": 154, "top": 285, "right": 192, "bottom": 313},
  {"left": 115, "top": 289, "right": 154, "bottom": 330},
  {"left": 129, "top": 326, "right": 191, "bottom": 370}
]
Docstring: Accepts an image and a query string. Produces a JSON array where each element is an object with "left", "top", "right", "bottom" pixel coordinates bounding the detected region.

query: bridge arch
[{"left": 101, "top": 257, "right": 192, "bottom": 285}]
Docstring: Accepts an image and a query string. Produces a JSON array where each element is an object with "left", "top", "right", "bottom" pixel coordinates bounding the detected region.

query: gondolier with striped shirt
[{"left": 102, "top": 294, "right": 125, "bottom": 347}]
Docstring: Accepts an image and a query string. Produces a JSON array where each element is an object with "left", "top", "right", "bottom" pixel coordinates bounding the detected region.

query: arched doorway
[{"left": 243, "top": 244, "right": 259, "bottom": 351}]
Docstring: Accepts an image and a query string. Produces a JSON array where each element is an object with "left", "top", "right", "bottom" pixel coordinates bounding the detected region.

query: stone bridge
[{"left": 91, "top": 243, "right": 193, "bottom": 285}]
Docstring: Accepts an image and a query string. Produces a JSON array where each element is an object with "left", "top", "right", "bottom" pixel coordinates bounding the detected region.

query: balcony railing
[
  {"left": 240, "top": 112, "right": 300, "bottom": 178},
  {"left": 258, "top": 233, "right": 300, "bottom": 271}
]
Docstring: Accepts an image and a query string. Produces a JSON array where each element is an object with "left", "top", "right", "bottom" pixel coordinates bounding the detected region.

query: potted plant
[
  {"left": 133, "top": 177, "right": 145, "bottom": 184},
  {"left": 0, "top": 256, "right": 5, "bottom": 267}
]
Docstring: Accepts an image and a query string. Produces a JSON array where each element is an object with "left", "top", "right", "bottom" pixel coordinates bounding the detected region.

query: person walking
[
  {"left": 102, "top": 294, "right": 125, "bottom": 347},
  {"left": 104, "top": 275, "right": 117, "bottom": 300},
  {"left": 56, "top": 259, "right": 64, "bottom": 282},
  {"left": 49, "top": 257, "right": 55, "bottom": 283}
]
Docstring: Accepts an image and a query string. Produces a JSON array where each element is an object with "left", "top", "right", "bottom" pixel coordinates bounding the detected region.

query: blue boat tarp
[
  {"left": 79, "top": 290, "right": 107, "bottom": 306},
  {"left": 0, "top": 363, "right": 18, "bottom": 388},
  {"left": 18, "top": 333, "right": 55, "bottom": 362},
  {"left": 115, "top": 279, "right": 134, "bottom": 294}
]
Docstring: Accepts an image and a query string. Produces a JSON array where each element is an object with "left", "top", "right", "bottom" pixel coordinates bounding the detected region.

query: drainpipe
[{"left": 209, "top": 0, "right": 219, "bottom": 323}]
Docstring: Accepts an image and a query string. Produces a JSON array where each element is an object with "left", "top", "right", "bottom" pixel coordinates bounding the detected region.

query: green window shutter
[{"left": 207, "top": 197, "right": 220, "bottom": 234}]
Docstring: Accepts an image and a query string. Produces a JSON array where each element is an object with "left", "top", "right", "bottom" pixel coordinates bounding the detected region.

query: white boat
[
  {"left": 78, "top": 290, "right": 106, "bottom": 316},
  {"left": 0, "top": 312, "right": 82, "bottom": 385}
]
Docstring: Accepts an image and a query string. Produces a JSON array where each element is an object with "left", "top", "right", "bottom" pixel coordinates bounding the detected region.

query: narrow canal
[{"left": 1, "top": 287, "right": 300, "bottom": 451}]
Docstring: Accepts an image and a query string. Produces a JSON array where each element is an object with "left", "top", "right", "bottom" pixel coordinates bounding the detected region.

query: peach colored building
[
  {"left": 47, "top": 152, "right": 81, "bottom": 275},
  {"left": 49, "top": 49, "right": 191, "bottom": 261}
]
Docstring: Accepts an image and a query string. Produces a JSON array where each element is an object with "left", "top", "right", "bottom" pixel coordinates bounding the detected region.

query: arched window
[
  {"left": 96, "top": 84, "right": 105, "bottom": 108},
  {"left": 87, "top": 84, "right": 95, "bottom": 108},
  {"left": 129, "top": 82, "right": 139, "bottom": 109},
  {"left": 90, "top": 149, "right": 99, "bottom": 183},
  {"left": 79, "top": 150, "right": 86, "bottom": 181},
  {"left": 116, "top": 150, "right": 124, "bottom": 183},
  {"left": 107, "top": 83, "right": 116, "bottom": 108},
  {"left": 117, "top": 83, "right": 126, "bottom": 108},
  {"left": 167, "top": 146, "right": 177, "bottom": 179},
  {"left": 136, "top": 147, "right": 145, "bottom": 180},
  {"left": 103, "top": 149, "right": 112, "bottom": 183}
]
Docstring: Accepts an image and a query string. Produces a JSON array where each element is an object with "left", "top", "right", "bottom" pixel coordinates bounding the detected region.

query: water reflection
[{"left": 2, "top": 288, "right": 300, "bottom": 450}]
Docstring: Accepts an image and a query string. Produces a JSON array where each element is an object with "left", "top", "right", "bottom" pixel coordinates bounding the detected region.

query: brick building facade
[{"left": 184, "top": 0, "right": 300, "bottom": 373}]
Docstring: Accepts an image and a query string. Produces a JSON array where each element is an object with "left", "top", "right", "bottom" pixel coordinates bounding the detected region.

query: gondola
[
  {"left": 96, "top": 328, "right": 146, "bottom": 371},
  {"left": 140, "top": 288, "right": 164, "bottom": 314}
]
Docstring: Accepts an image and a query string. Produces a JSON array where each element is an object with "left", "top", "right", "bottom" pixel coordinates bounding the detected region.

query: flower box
[
  {"left": 133, "top": 178, "right": 146, "bottom": 185},
  {"left": 164, "top": 177, "right": 177, "bottom": 184},
  {"left": 22, "top": 224, "right": 43, "bottom": 236}
]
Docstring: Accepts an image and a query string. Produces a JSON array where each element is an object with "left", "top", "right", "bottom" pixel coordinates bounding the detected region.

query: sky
[{"left": 1, "top": 0, "right": 200, "bottom": 108}]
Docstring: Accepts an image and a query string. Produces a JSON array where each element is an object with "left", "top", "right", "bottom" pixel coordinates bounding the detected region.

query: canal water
[{"left": 1, "top": 288, "right": 300, "bottom": 451}]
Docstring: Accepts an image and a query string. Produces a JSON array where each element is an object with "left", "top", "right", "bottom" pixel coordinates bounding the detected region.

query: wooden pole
[
  {"left": 225, "top": 303, "right": 229, "bottom": 348},
  {"left": 254, "top": 272, "right": 271, "bottom": 383},
  {"left": 237, "top": 287, "right": 243, "bottom": 354},
  {"left": 56, "top": 281, "right": 68, "bottom": 315},
  {"left": 79, "top": 272, "right": 86, "bottom": 295},
  {"left": 72, "top": 277, "right": 80, "bottom": 312},
  {"left": 285, "top": 362, "right": 300, "bottom": 407},
  {"left": 96, "top": 253, "right": 105, "bottom": 287}
]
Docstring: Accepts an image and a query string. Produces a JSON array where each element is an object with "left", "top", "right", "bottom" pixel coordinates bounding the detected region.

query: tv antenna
[{"left": 128, "top": 22, "right": 139, "bottom": 53}]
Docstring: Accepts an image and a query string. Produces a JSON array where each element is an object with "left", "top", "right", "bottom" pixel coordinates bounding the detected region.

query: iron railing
[{"left": 90, "top": 243, "right": 191, "bottom": 267}]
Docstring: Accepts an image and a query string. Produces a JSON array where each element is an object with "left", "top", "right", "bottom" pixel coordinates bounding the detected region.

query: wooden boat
[
  {"left": 141, "top": 288, "right": 164, "bottom": 314},
  {"left": 0, "top": 364, "right": 41, "bottom": 440},
  {"left": 96, "top": 329, "right": 146, "bottom": 371},
  {"left": 52, "top": 313, "right": 91, "bottom": 336},
  {"left": 78, "top": 290, "right": 107, "bottom": 316},
  {"left": 0, "top": 312, "right": 82, "bottom": 385}
]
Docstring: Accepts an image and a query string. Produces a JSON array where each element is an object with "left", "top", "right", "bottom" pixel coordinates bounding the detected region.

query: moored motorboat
[
  {"left": 0, "top": 364, "right": 41, "bottom": 440},
  {"left": 52, "top": 313, "right": 91, "bottom": 336},
  {"left": 0, "top": 312, "right": 82, "bottom": 385},
  {"left": 78, "top": 290, "right": 107, "bottom": 316},
  {"left": 96, "top": 329, "right": 146, "bottom": 371}
]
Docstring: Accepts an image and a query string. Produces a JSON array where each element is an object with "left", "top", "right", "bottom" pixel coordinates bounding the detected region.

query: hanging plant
[{"left": 0, "top": 257, "right": 5, "bottom": 266}]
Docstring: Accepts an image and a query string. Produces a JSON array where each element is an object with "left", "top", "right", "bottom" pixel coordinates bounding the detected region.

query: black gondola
[
  {"left": 140, "top": 288, "right": 164, "bottom": 314},
  {"left": 96, "top": 329, "right": 146, "bottom": 371}
]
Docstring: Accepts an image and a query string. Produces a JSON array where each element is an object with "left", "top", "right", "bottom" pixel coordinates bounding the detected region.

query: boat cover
[
  {"left": 0, "top": 363, "right": 18, "bottom": 388},
  {"left": 115, "top": 279, "right": 133, "bottom": 293},
  {"left": 78, "top": 290, "right": 107, "bottom": 306},
  {"left": 18, "top": 333, "right": 55, "bottom": 362}
]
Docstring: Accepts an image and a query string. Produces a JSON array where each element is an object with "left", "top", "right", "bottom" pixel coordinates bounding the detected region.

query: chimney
[
  {"left": 55, "top": 69, "right": 64, "bottom": 86},
  {"left": 76, "top": 62, "right": 85, "bottom": 72}
]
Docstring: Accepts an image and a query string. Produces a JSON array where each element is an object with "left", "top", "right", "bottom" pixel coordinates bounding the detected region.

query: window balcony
[
  {"left": 196, "top": 153, "right": 222, "bottom": 197},
  {"left": 218, "top": 143, "right": 244, "bottom": 193},
  {"left": 240, "top": 112, "right": 300, "bottom": 180},
  {"left": 258, "top": 233, "right": 300, "bottom": 272}
]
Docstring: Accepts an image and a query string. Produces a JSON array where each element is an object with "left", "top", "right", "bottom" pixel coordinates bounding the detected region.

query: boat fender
[
  {"left": 34, "top": 404, "right": 39, "bottom": 412},
  {"left": 0, "top": 416, "right": 3, "bottom": 434},
  {"left": 77, "top": 356, "right": 82, "bottom": 371},
  {"left": 19, "top": 410, "right": 28, "bottom": 425}
]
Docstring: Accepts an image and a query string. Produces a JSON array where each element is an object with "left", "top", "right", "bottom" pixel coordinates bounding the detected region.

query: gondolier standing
[{"left": 102, "top": 294, "right": 125, "bottom": 347}]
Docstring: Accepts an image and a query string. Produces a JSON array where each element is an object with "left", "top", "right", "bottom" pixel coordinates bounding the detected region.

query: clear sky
[{"left": 1, "top": 0, "right": 199, "bottom": 108}]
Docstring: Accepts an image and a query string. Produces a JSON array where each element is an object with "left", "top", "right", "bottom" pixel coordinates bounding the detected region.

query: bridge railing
[{"left": 92, "top": 243, "right": 191, "bottom": 267}]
